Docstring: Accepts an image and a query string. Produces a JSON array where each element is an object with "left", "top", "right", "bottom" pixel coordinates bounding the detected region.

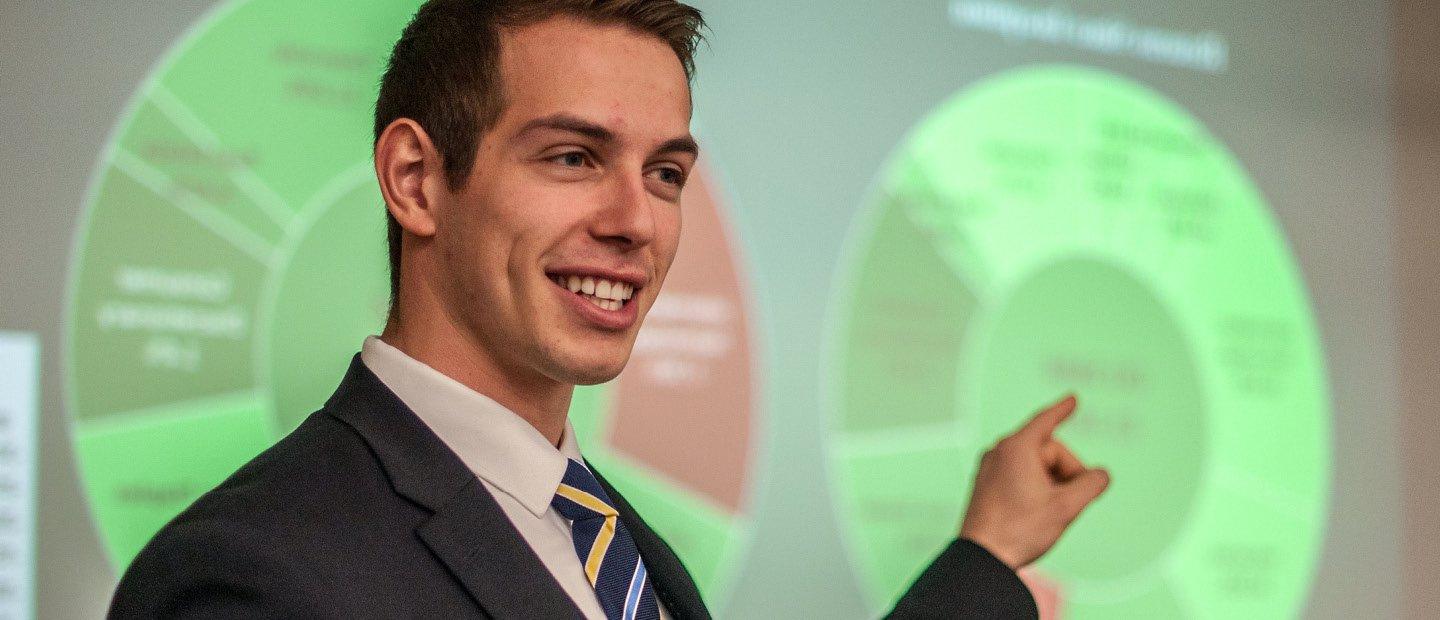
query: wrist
[{"left": 959, "top": 533, "right": 1024, "bottom": 571}]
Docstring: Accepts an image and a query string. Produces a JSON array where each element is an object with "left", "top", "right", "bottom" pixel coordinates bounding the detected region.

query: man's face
[{"left": 433, "top": 17, "right": 695, "bottom": 387}]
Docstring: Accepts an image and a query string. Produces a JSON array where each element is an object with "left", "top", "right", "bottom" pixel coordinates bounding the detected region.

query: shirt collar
[{"left": 360, "top": 336, "right": 581, "bottom": 517}]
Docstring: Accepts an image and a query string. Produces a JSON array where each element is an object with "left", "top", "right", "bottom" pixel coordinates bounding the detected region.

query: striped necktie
[{"left": 551, "top": 459, "right": 660, "bottom": 620}]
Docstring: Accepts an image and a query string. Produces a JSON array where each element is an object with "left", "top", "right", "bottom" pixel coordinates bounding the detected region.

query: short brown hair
[{"left": 374, "top": 0, "right": 706, "bottom": 307}]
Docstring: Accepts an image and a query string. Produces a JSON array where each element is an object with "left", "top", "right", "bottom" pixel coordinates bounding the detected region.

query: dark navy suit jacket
[{"left": 110, "top": 356, "right": 1036, "bottom": 619}]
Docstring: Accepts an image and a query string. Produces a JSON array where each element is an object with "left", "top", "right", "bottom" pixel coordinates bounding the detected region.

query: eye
[
  {"left": 652, "top": 166, "right": 687, "bottom": 187},
  {"left": 551, "top": 151, "right": 590, "bottom": 167}
]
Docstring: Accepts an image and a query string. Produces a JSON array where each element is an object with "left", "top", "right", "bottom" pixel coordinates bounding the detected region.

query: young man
[{"left": 110, "top": 1, "right": 1109, "bottom": 618}]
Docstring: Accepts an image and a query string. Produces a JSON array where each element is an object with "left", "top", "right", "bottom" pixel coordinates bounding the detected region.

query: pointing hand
[{"left": 958, "top": 395, "right": 1111, "bottom": 569}]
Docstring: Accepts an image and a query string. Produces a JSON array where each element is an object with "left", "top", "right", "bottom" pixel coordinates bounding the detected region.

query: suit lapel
[
  {"left": 591, "top": 464, "right": 713, "bottom": 620},
  {"left": 417, "top": 477, "right": 584, "bottom": 619},
  {"left": 325, "top": 356, "right": 584, "bottom": 619}
]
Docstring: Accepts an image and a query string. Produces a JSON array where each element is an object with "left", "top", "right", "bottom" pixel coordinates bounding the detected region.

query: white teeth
[
  {"left": 595, "top": 279, "right": 632, "bottom": 301},
  {"left": 583, "top": 295, "right": 621, "bottom": 311},
  {"left": 553, "top": 272, "right": 634, "bottom": 308}
]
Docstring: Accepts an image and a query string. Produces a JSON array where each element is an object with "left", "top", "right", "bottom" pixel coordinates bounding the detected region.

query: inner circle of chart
[
  {"left": 63, "top": 0, "right": 761, "bottom": 606},
  {"left": 824, "top": 65, "right": 1329, "bottom": 619},
  {"left": 971, "top": 257, "right": 1206, "bottom": 582}
]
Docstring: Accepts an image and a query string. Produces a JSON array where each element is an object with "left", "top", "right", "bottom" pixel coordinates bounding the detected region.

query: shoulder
[
  {"left": 110, "top": 407, "right": 431, "bottom": 617},
  {"left": 174, "top": 407, "right": 407, "bottom": 534}
]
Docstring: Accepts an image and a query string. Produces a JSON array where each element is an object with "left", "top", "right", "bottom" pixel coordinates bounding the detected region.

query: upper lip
[{"left": 544, "top": 265, "right": 648, "bottom": 289}]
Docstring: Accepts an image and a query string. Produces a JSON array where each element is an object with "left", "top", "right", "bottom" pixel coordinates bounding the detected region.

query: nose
[{"left": 591, "top": 168, "right": 657, "bottom": 248}]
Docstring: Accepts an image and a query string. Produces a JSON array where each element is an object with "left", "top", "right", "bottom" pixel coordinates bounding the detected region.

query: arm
[
  {"left": 887, "top": 538, "right": 1037, "bottom": 619},
  {"left": 888, "top": 395, "right": 1111, "bottom": 619}
]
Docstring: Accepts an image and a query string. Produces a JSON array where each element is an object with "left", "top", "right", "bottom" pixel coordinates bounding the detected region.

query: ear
[{"left": 375, "top": 118, "right": 446, "bottom": 238}]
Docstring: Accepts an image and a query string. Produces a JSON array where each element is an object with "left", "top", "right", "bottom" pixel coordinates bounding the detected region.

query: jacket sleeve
[{"left": 885, "top": 538, "right": 1039, "bottom": 620}]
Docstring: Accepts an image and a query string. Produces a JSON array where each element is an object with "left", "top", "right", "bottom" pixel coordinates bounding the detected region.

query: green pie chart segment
[
  {"left": 66, "top": 0, "right": 413, "bottom": 567},
  {"left": 826, "top": 65, "right": 1329, "bottom": 619},
  {"left": 65, "top": 1, "right": 760, "bottom": 605}
]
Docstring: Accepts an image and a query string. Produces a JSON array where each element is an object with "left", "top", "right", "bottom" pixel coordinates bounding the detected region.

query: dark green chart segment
[{"left": 824, "top": 66, "right": 1330, "bottom": 619}]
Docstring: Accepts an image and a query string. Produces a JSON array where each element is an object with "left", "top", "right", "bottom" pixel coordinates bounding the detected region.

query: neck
[{"left": 380, "top": 299, "right": 572, "bottom": 447}]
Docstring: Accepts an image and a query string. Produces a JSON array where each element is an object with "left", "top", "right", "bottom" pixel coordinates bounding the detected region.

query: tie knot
[{"left": 552, "top": 459, "right": 619, "bottom": 522}]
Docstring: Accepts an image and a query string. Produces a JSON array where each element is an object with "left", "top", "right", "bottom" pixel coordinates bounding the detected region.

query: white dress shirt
[{"left": 360, "top": 336, "right": 671, "bottom": 620}]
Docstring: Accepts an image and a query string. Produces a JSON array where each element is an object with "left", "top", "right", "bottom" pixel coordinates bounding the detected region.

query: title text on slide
[{"left": 949, "top": 1, "right": 1230, "bottom": 74}]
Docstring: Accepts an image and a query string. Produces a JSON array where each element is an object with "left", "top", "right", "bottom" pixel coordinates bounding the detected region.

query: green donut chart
[
  {"left": 65, "top": 0, "right": 761, "bottom": 605},
  {"left": 824, "top": 66, "right": 1330, "bottom": 618}
]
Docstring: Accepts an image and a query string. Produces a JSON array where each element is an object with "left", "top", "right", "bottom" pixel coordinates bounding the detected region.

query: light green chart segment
[
  {"left": 66, "top": 1, "right": 749, "bottom": 604},
  {"left": 826, "top": 66, "right": 1329, "bottom": 619}
]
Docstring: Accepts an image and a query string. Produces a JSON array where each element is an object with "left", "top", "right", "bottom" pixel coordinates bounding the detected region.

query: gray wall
[{"left": 1396, "top": 2, "right": 1440, "bottom": 619}]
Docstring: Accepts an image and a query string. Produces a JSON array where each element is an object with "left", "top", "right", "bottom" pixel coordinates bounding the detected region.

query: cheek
[
  {"left": 655, "top": 208, "right": 683, "bottom": 274},
  {"left": 438, "top": 202, "right": 512, "bottom": 300},
  {"left": 459, "top": 184, "right": 532, "bottom": 275}
]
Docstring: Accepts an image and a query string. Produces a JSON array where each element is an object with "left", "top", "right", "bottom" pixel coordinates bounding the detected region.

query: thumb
[{"left": 1058, "top": 468, "right": 1110, "bottom": 519}]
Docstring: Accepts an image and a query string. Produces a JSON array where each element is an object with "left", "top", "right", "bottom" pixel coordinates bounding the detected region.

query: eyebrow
[
  {"left": 516, "top": 113, "right": 700, "bottom": 159},
  {"left": 657, "top": 135, "right": 701, "bottom": 159}
]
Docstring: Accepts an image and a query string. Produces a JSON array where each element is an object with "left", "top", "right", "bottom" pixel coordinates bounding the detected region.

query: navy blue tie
[{"left": 551, "top": 459, "right": 660, "bottom": 620}]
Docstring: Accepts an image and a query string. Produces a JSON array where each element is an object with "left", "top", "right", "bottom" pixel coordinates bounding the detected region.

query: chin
[
  {"left": 546, "top": 348, "right": 631, "bottom": 386},
  {"left": 558, "top": 363, "right": 626, "bottom": 386}
]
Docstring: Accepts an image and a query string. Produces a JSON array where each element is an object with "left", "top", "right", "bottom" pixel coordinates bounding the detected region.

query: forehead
[{"left": 495, "top": 16, "right": 693, "bottom": 138}]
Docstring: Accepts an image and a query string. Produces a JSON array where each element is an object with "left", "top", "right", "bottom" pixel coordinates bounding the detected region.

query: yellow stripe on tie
[
  {"left": 556, "top": 485, "right": 618, "bottom": 518},
  {"left": 585, "top": 515, "right": 617, "bottom": 584}
]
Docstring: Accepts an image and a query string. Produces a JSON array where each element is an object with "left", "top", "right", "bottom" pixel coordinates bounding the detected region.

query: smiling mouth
[{"left": 549, "top": 273, "right": 636, "bottom": 312}]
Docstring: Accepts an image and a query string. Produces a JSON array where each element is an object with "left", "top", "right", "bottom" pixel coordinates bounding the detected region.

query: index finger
[{"left": 1016, "top": 394, "right": 1077, "bottom": 443}]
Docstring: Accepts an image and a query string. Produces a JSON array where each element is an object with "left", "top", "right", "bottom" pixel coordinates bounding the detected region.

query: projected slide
[
  {"left": 64, "top": 0, "right": 759, "bottom": 603},
  {"left": 824, "top": 66, "right": 1330, "bottom": 618}
]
